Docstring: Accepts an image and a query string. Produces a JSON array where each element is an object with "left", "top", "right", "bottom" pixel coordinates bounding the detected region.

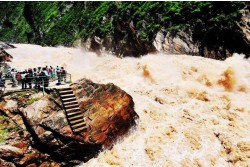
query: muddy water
[{"left": 6, "top": 44, "right": 250, "bottom": 166}]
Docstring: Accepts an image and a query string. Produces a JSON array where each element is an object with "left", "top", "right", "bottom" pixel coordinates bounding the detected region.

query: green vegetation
[
  {"left": 0, "top": 115, "right": 20, "bottom": 143},
  {"left": 0, "top": 115, "right": 8, "bottom": 122},
  {"left": 16, "top": 91, "right": 28, "bottom": 96},
  {"left": 0, "top": 2, "right": 249, "bottom": 57},
  {"left": 0, "top": 130, "right": 5, "bottom": 143},
  {"left": 26, "top": 97, "right": 40, "bottom": 105}
]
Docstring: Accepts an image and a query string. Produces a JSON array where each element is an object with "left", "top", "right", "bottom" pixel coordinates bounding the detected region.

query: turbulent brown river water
[{"left": 6, "top": 44, "right": 250, "bottom": 166}]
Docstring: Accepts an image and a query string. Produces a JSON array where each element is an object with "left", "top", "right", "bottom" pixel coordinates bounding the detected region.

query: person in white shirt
[{"left": 21, "top": 71, "right": 27, "bottom": 89}]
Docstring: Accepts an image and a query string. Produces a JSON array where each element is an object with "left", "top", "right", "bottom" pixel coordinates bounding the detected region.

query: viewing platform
[{"left": 0, "top": 73, "right": 72, "bottom": 94}]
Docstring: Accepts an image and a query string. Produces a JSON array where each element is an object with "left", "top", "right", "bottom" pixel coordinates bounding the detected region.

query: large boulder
[
  {"left": 71, "top": 79, "right": 138, "bottom": 146},
  {"left": 0, "top": 79, "right": 138, "bottom": 166}
]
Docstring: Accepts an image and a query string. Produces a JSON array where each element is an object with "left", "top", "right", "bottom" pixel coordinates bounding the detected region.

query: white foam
[{"left": 6, "top": 44, "right": 250, "bottom": 166}]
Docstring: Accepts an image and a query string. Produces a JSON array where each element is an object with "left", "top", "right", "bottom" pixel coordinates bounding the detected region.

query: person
[
  {"left": 25, "top": 69, "right": 33, "bottom": 89},
  {"left": 50, "top": 66, "right": 55, "bottom": 78},
  {"left": 38, "top": 67, "right": 43, "bottom": 88},
  {"left": 0, "top": 78, "right": 5, "bottom": 91},
  {"left": 11, "top": 69, "right": 18, "bottom": 87},
  {"left": 0, "top": 71, "right": 4, "bottom": 91},
  {"left": 16, "top": 72, "right": 21, "bottom": 85},
  {"left": 56, "top": 66, "right": 61, "bottom": 85},
  {"left": 61, "top": 67, "right": 67, "bottom": 82},
  {"left": 41, "top": 67, "right": 50, "bottom": 87},
  {"left": 46, "top": 66, "right": 50, "bottom": 75},
  {"left": 33, "top": 68, "right": 39, "bottom": 88},
  {"left": 21, "top": 71, "right": 27, "bottom": 89},
  {"left": 42, "top": 67, "right": 49, "bottom": 76},
  {"left": 56, "top": 66, "right": 60, "bottom": 76}
]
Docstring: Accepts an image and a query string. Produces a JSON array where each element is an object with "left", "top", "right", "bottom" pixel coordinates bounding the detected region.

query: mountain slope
[{"left": 1, "top": 2, "right": 250, "bottom": 58}]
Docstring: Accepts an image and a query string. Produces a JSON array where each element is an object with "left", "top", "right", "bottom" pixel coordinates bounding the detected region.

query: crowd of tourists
[{"left": 0, "top": 65, "right": 67, "bottom": 89}]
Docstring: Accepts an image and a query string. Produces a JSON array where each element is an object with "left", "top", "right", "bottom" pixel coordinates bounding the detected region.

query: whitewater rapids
[{"left": 6, "top": 44, "right": 250, "bottom": 166}]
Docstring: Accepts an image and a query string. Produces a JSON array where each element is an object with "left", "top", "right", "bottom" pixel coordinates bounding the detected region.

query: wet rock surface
[
  {"left": 71, "top": 79, "right": 138, "bottom": 146},
  {"left": 0, "top": 79, "right": 138, "bottom": 166}
]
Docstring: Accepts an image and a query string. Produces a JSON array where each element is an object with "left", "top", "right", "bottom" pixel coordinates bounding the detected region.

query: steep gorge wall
[{"left": 1, "top": 2, "right": 250, "bottom": 59}]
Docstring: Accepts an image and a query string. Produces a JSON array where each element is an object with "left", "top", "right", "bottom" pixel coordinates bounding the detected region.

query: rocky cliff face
[
  {"left": 0, "top": 79, "right": 138, "bottom": 166},
  {"left": 239, "top": 9, "right": 250, "bottom": 52},
  {"left": 85, "top": 19, "right": 250, "bottom": 60},
  {"left": 0, "top": 41, "right": 15, "bottom": 62},
  {"left": 81, "top": 4, "right": 250, "bottom": 60},
  {"left": 84, "top": 25, "right": 156, "bottom": 58},
  {"left": 152, "top": 21, "right": 250, "bottom": 60},
  {"left": 0, "top": 42, "right": 15, "bottom": 50},
  {"left": 153, "top": 30, "right": 199, "bottom": 56}
]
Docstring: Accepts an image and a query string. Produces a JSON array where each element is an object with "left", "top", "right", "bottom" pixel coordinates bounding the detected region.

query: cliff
[{"left": 1, "top": 2, "right": 250, "bottom": 59}]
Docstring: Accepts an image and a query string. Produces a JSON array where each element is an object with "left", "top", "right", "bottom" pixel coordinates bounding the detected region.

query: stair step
[
  {"left": 60, "top": 94, "right": 75, "bottom": 99},
  {"left": 68, "top": 114, "right": 83, "bottom": 121},
  {"left": 62, "top": 97, "right": 77, "bottom": 103},
  {"left": 73, "top": 126, "right": 87, "bottom": 133},
  {"left": 57, "top": 87, "right": 87, "bottom": 134},
  {"left": 58, "top": 87, "right": 72, "bottom": 91},
  {"left": 63, "top": 101, "right": 78, "bottom": 105},
  {"left": 71, "top": 122, "right": 86, "bottom": 129},
  {"left": 64, "top": 103, "right": 79, "bottom": 109},
  {"left": 59, "top": 90, "right": 74, "bottom": 95},
  {"left": 67, "top": 111, "right": 83, "bottom": 116},
  {"left": 70, "top": 119, "right": 84, "bottom": 125},
  {"left": 66, "top": 108, "right": 81, "bottom": 113},
  {"left": 58, "top": 89, "right": 73, "bottom": 92}
]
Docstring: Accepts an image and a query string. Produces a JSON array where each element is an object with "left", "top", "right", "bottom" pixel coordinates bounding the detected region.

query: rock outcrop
[
  {"left": 153, "top": 24, "right": 250, "bottom": 60},
  {"left": 0, "top": 42, "right": 15, "bottom": 50},
  {"left": 84, "top": 21, "right": 156, "bottom": 57},
  {"left": 71, "top": 79, "right": 138, "bottom": 146},
  {"left": 0, "top": 79, "right": 138, "bottom": 166},
  {"left": 0, "top": 49, "right": 13, "bottom": 62},
  {"left": 240, "top": 8, "right": 250, "bottom": 43},
  {"left": 153, "top": 30, "right": 199, "bottom": 55},
  {"left": 0, "top": 41, "right": 15, "bottom": 62}
]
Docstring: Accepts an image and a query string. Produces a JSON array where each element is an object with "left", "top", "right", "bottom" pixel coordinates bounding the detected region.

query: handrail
[
  {"left": 0, "top": 73, "right": 72, "bottom": 96},
  {"left": 1, "top": 73, "right": 72, "bottom": 82}
]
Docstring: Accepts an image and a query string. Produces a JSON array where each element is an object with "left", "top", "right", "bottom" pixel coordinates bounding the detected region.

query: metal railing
[{"left": 0, "top": 73, "right": 72, "bottom": 96}]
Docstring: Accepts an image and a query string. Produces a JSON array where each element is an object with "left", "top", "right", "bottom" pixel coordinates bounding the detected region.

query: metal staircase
[{"left": 57, "top": 87, "right": 87, "bottom": 133}]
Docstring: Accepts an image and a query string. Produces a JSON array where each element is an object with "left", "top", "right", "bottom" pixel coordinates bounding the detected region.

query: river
[{"left": 6, "top": 44, "right": 250, "bottom": 166}]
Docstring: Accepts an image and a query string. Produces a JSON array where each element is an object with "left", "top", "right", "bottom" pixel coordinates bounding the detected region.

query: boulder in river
[{"left": 0, "top": 79, "right": 138, "bottom": 166}]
